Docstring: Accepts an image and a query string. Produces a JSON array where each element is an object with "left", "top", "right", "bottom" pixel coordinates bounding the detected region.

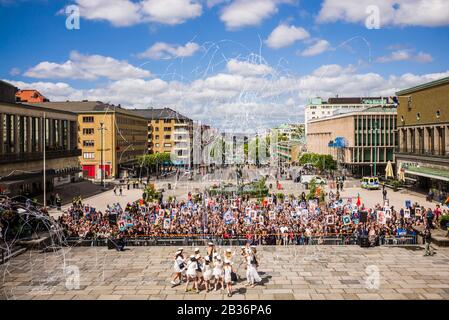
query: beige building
[
  {"left": 307, "top": 106, "right": 397, "bottom": 176},
  {"left": 131, "top": 108, "right": 193, "bottom": 166},
  {"left": 33, "top": 102, "right": 148, "bottom": 179},
  {"left": 0, "top": 81, "right": 81, "bottom": 196},
  {"left": 396, "top": 77, "right": 449, "bottom": 193}
]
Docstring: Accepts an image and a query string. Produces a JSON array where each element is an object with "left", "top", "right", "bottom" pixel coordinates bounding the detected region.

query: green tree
[{"left": 139, "top": 153, "right": 172, "bottom": 180}]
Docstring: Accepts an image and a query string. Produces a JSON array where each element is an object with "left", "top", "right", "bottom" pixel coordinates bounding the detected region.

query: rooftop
[
  {"left": 31, "top": 101, "right": 147, "bottom": 119},
  {"left": 130, "top": 107, "right": 191, "bottom": 121},
  {"left": 309, "top": 105, "right": 397, "bottom": 123},
  {"left": 396, "top": 76, "right": 449, "bottom": 96}
]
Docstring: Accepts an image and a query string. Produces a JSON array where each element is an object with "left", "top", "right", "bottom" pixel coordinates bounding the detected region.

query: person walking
[
  {"left": 119, "top": 186, "right": 123, "bottom": 196},
  {"left": 223, "top": 260, "right": 233, "bottom": 297},
  {"left": 213, "top": 255, "right": 224, "bottom": 291},
  {"left": 185, "top": 255, "right": 200, "bottom": 293},
  {"left": 171, "top": 249, "right": 186, "bottom": 286},
  {"left": 423, "top": 228, "right": 434, "bottom": 256},
  {"left": 202, "top": 256, "right": 213, "bottom": 292}
]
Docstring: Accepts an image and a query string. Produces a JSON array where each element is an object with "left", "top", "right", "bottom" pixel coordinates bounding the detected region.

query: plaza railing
[{"left": 63, "top": 233, "right": 418, "bottom": 247}]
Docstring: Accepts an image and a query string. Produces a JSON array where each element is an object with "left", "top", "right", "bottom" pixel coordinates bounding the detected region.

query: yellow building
[
  {"left": 131, "top": 108, "right": 193, "bottom": 166},
  {"left": 33, "top": 102, "right": 148, "bottom": 179},
  {"left": 396, "top": 77, "right": 449, "bottom": 193}
]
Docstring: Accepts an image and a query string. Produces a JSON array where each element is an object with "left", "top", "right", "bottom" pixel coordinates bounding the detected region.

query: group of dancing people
[{"left": 171, "top": 242, "right": 262, "bottom": 296}]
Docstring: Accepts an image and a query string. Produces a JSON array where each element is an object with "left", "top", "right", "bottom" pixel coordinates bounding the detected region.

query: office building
[{"left": 396, "top": 77, "right": 449, "bottom": 193}]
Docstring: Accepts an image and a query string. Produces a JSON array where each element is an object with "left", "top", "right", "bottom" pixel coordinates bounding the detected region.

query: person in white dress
[
  {"left": 213, "top": 255, "right": 224, "bottom": 291},
  {"left": 185, "top": 255, "right": 200, "bottom": 293},
  {"left": 171, "top": 249, "right": 185, "bottom": 286},
  {"left": 223, "top": 259, "right": 233, "bottom": 297},
  {"left": 202, "top": 256, "right": 213, "bottom": 292},
  {"left": 194, "top": 248, "right": 204, "bottom": 288},
  {"left": 245, "top": 248, "right": 262, "bottom": 287}
]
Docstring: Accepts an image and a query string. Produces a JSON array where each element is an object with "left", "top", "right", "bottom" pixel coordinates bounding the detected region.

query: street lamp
[
  {"left": 98, "top": 122, "right": 106, "bottom": 189},
  {"left": 373, "top": 121, "right": 379, "bottom": 177}
]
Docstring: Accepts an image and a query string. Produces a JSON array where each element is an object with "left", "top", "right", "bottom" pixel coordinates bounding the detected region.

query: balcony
[{"left": 0, "top": 149, "right": 82, "bottom": 164}]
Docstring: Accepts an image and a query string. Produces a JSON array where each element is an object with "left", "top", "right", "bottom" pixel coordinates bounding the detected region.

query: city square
[{"left": 1, "top": 0, "right": 449, "bottom": 306}]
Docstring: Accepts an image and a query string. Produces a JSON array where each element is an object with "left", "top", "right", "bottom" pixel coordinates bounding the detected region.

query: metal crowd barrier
[{"left": 63, "top": 234, "right": 418, "bottom": 247}]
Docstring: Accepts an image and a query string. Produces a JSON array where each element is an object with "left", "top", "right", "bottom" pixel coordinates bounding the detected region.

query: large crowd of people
[{"left": 56, "top": 188, "right": 447, "bottom": 248}]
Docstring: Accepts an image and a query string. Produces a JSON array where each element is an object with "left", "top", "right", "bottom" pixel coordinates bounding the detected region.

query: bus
[{"left": 361, "top": 177, "right": 380, "bottom": 190}]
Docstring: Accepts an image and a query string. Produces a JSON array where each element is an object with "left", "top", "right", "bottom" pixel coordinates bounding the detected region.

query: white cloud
[
  {"left": 73, "top": 0, "right": 202, "bottom": 27},
  {"left": 9, "top": 60, "right": 449, "bottom": 129},
  {"left": 141, "top": 0, "right": 202, "bottom": 25},
  {"left": 24, "top": 51, "right": 152, "bottom": 80},
  {"left": 299, "top": 39, "right": 331, "bottom": 57},
  {"left": 5, "top": 79, "right": 84, "bottom": 101},
  {"left": 265, "top": 23, "right": 310, "bottom": 49},
  {"left": 317, "top": 0, "right": 449, "bottom": 27},
  {"left": 226, "top": 59, "right": 274, "bottom": 76},
  {"left": 220, "top": 0, "right": 293, "bottom": 29},
  {"left": 74, "top": 0, "right": 142, "bottom": 27},
  {"left": 138, "top": 42, "right": 200, "bottom": 60},
  {"left": 376, "top": 49, "right": 433, "bottom": 63}
]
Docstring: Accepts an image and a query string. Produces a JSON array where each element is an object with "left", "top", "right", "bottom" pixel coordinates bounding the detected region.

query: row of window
[
  {"left": 149, "top": 134, "right": 172, "bottom": 140},
  {"left": 2, "top": 114, "right": 75, "bottom": 153},
  {"left": 150, "top": 127, "right": 172, "bottom": 132}
]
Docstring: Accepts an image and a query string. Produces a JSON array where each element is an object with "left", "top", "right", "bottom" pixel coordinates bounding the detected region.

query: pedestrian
[
  {"left": 223, "top": 260, "right": 233, "bottom": 297},
  {"left": 213, "top": 255, "right": 224, "bottom": 291},
  {"left": 113, "top": 187, "right": 117, "bottom": 196},
  {"left": 382, "top": 188, "right": 388, "bottom": 201},
  {"left": 423, "top": 228, "right": 434, "bottom": 256},
  {"left": 119, "top": 186, "right": 123, "bottom": 196},
  {"left": 185, "top": 255, "right": 200, "bottom": 293},
  {"left": 202, "top": 256, "right": 213, "bottom": 292},
  {"left": 171, "top": 249, "right": 185, "bottom": 286}
]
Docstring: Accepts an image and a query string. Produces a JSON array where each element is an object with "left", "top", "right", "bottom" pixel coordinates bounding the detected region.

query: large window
[
  {"left": 83, "top": 128, "right": 94, "bottom": 135},
  {"left": 164, "top": 135, "right": 171, "bottom": 140},
  {"left": 83, "top": 152, "right": 95, "bottom": 159},
  {"left": 82, "top": 116, "right": 94, "bottom": 123},
  {"left": 83, "top": 140, "right": 95, "bottom": 147}
]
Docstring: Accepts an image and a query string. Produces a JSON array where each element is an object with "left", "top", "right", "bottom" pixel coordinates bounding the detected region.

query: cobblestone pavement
[{"left": 2, "top": 245, "right": 449, "bottom": 300}]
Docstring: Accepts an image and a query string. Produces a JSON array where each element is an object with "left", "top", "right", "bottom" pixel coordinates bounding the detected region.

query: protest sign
[
  {"left": 377, "top": 211, "right": 386, "bottom": 224},
  {"left": 342, "top": 215, "right": 351, "bottom": 225},
  {"left": 404, "top": 209, "right": 411, "bottom": 219}
]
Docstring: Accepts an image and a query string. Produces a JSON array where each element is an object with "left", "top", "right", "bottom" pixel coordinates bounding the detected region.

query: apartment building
[
  {"left": 131, "top": 108, "right": 193, "bottom": 166},
  {"left": 33, "top": 101, "right": 148, "bottom": 179},
  {"left": 16, "top": 89, "right": 49, "bottom": 103}
]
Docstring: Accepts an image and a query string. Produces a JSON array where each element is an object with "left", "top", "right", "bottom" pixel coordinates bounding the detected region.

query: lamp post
[
  {"left": 373, "top": 121, "right": 379, "bottom": 177},
  {"left": 98, "top": 122, "right": 106, "bottom": 189}
]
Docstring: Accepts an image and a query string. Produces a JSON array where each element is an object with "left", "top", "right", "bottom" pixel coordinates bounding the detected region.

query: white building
[{"left": 304, "top": 97, "right": 396, "bottom": 136}]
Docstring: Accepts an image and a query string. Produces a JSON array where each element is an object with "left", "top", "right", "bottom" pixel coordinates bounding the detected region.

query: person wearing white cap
[
  {"left": 206, "top": 242, "right": 216, "bottom": 263},
  {"left": 202, "top": 256, "right": 213, "bottom": 292},
  {"left": 223, "top": 259, "right": 233, "bottom": 297},
  {"left": 185, "top": 255, "right": 200, "bottom": 293},
  {"left": 212, "top": 255, "right": 224, "bottom": 291},
  {"left": 171, "top": 249, "right": 185, "bottom": 286}
]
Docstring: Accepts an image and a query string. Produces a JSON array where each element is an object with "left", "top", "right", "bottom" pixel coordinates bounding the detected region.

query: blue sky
[{"left": 1, "top": 0, "right": 449, "bottom": 130}]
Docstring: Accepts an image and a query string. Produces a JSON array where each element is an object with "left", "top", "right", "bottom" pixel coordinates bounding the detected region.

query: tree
[
  {"left": 299, "top": 153, "right": 336, "bottom": 171},
  {"left": 139, "top": 153, "right": 172, "bottom": 180}
]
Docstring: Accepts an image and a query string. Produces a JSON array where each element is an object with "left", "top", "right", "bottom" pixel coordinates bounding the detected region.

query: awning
[{"left": 404, "top": 166, "right": 449, "bottom": 182}]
